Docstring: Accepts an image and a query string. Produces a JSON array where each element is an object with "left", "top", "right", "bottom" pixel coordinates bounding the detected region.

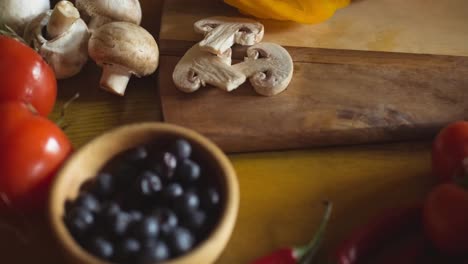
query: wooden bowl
[{"left": 49, "top": 122, "right": 239, "bottom": 264}]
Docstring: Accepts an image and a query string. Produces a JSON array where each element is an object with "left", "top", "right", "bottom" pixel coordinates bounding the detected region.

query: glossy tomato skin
[
  {"left": 0, "top": 36, "right": 57, "bottom": 116},
  {"left": 432, "top": 121, "right": 468, "bottom": 183},
  {"left": 423, "top": 183, "right": 468, "bottom": 255},
  {"left": 0, "top": 102, "right": 72, "bottom": 213}
]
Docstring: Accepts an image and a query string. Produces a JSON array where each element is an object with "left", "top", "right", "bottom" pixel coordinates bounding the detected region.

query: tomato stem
[
  {"left": 56, "top": 93, "right": 80, "bottom": 130},
  {"left": 0, "top": 24, "right": 28, "bottom": 46},
  {"left": 0, "top": 221, "right": 30, "bottom": 245},
  {"left": 0, "top": 193, "right": 28, "bottom": 244},
  {"left": 25, "top": 103, "right": 39, "bottom": 115}
]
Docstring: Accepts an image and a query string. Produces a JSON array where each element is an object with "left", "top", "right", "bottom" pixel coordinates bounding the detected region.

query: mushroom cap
[
  {"left": 0, "top": 0, "right": 50, "bottom": 35},
  {"left": 75, "top": 0, "right": 142, "bottom": 25},
  {"left": 246, "top": 43, "right": 293, "bottom": 96},
  {"left": 88, "top": 22, "right": 159, "bottom": 77},
  {"left": 232, "top": 42, "right": 293, "bottom": 96}
]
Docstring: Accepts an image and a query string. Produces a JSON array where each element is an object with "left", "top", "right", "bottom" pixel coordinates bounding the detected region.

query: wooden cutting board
[{"left": 158, "top": 0, "right": 468, "bottom": 153}]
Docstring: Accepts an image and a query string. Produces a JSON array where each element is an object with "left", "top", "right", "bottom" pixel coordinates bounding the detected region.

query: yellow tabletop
[{"left": 0, "top": 1, "right": 437, "bottom": 263}]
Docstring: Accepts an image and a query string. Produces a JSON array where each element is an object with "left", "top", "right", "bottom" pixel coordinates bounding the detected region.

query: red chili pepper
[
  {"left": 250, "top": 201, "right": 333, "bottom": 264},
  {"left": 331, "top": 204, "right": 422, "bottom": 264}
]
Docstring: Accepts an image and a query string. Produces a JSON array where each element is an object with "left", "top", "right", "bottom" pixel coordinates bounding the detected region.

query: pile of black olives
[{"left": 64, "top": 139, "right": 222, "bottom": 263}]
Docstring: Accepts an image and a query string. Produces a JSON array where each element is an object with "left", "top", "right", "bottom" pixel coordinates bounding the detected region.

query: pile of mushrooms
[
  {"left": 2, "top": 0, "right": 158, "bottom": 95},
  {"left": 173, "top": 16, "right": 293, "bottom": 96}
]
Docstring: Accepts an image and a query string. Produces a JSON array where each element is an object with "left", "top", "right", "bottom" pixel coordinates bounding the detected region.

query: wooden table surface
[{"left": 1, "top": 1, "right": 438, "bottom": 263}]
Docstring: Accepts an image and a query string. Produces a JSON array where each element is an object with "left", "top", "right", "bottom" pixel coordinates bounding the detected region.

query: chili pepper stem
[{"left": 293, "top": 200, "right": 333, "bottom": 264}]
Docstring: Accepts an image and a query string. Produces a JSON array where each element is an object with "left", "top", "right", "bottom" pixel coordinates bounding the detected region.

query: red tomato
[
  {"left": 0, "top": 36, "right": 57, "bottom": 116},
  {"left": 0, "top": 102, "right": 72, "bottom": 213},
  {"left": 423, "top": 183, "right": 468, "bottom": 255},
  {"left": 432, "top": 121, "right": 468, "bottom": 183}
]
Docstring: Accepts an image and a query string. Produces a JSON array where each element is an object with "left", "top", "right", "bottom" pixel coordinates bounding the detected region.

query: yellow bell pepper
[{"left": 224, "top": 0, "right": 350, "bottom": 24}]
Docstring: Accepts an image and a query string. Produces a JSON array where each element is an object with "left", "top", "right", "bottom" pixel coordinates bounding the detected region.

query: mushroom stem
[
  {"left": 47, "top": 1, "right": 80, "bottom": 39},
  {"left": 194, "top": 17, "right": 264, "bottom": 55},
  {"left": 100, "top": 65, "right": 132, "bottom": 96},
  {"left": 88, "top": 16, "right": 112, "bottom": 31},
  {"left": 199, "top": 25, "right": 238, "bottom": 56}
]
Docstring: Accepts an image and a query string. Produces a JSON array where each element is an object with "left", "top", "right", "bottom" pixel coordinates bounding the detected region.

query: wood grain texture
[
  {"left": 160, "top": 0, "right": 468, "bottom": 56},
  {"left": 0, "top": 1, "right": 449, "bottom": 264},
  {"left": 159, "top": 49, "right": 468, "bottom": 153},
  {"left": 159, "top": 0, "right": 468, "bottom": 153}
]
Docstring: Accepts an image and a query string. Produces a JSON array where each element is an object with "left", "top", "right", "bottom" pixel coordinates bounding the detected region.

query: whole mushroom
[
  {"left": 0, "top": 0, "right": 49, "bottom": 35},
  {"left": 173, "top": 44, "right": 246, "bottom": 93},
  {"left": 88, "top": 21, "right": 159, "bottom": 96},
  {"left": 232, "top": 42, "right": 293, "bottom": 96},
  {"left": 194, "top": 16, "right": 264, "bottom": 56},
  {"left": 23, "top": 1, "right": 90, "bottom": 79},
  {"left": 75, "top": 0, "right": 142, "bottom": 31}
]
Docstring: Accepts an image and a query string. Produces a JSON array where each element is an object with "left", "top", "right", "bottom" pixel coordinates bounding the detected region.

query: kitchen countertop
[{"left": 0, "top": 0, "right": 439, "bottom": 263}]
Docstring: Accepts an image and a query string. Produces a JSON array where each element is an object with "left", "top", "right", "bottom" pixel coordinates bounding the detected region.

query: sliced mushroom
[
  {"left": 88, "top": 22, "right": 159, "bottom": 96},
  {"left": 0, "top": 0, "right": 49, "bottom": 35},
  {"left": 173, "top": 44, "right": 246, "bottom": 93},
  {"left": 232, "top": 42, "right": 293, "bottom": 96},
  {"left": 23, "top": 1, "right": 90, "bottom": 79},
  {"left": 75, "top": 0, "right": 142, "bottom": 31},
  {"left": 194, "top": 16, "right": 264, "bottom": 56}
]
